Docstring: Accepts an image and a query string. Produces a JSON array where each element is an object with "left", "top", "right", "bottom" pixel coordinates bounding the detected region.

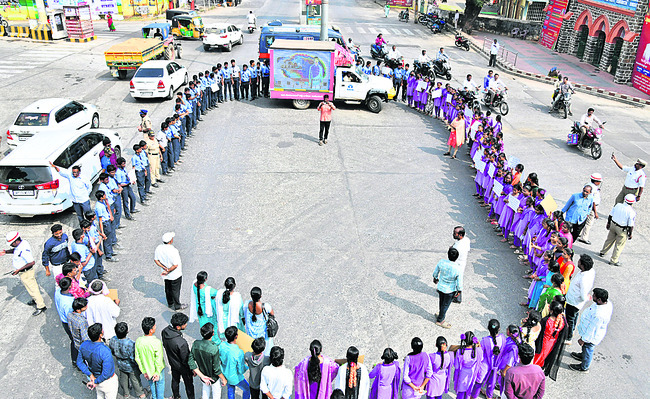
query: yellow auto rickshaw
[{"left": 171, "top": 15, "right": 204, "bottom": 39}]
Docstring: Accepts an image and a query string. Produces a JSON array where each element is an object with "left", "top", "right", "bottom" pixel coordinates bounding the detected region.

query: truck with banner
[{"left": 269, "top": 39, "right": 394, "bottom": 112}]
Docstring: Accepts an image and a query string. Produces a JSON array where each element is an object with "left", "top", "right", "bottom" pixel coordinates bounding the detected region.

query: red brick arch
[
  {"left": 590, "top": 15, "right": 610, "bottom": 37},
  {"left": 607, "top": 19, "right": 630, "bottom": 43},
  {"left": 573, "top": 9, "right": 593, "bottom": 30}
]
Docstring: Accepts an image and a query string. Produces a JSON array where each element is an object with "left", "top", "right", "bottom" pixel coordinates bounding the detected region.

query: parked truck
[{"left": 269, "top": 39, "right": 394, "bottom": 113}]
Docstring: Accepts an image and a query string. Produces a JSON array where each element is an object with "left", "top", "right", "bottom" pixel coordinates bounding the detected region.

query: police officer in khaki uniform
[
  {"left": 144, "top": 131, "right": 163, "bottom": 186},
  {"left": 611, "top": 154, "right": 646, "bottom": 204},
  {"left": 138, "top": 109, "right": 153, "bottom": 137},
  {"left": 599, "top": 194, "right": 636, "bottom": 266}
]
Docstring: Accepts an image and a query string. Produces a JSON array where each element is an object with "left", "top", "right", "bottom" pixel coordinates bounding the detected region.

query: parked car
[
  {"left": 130, "top": 60, "right": 188, "bottom": 100},
  {"left": 7, "top": 98, "right": 100, "bottom": 148},
  {"left": 0, "top": 129, "right": 122, "bottom": 218},
  {"left": 202, "top": 23, "right": 243, "bottom": 52}
]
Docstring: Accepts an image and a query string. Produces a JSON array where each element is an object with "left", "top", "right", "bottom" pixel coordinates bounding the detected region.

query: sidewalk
[{"left": 469, "top": 31, "right": 650, "bottom": 103}]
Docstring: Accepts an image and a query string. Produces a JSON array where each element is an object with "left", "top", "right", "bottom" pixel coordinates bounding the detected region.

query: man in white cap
[
  {"left": 0, "top": 232, "right": 47, "bottom": 315},
  {"left": 154, "top": 232, "right": 186, "bottom": 310},
  {"left": 611, "top": 154, "right": 646, "bottom": 204},
  {"left": 599, "top": 194, "right": 636, "bottom": 266},
  {"left": 577, "top": 173, "right": 603, "bottom": 245}
]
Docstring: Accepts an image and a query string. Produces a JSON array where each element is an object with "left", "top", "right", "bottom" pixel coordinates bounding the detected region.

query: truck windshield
[
  {"left": 14, "top": 112, "right": 50, "bottom": 126},
  {"left": 135, "top": 68, "right": 164, "bottom": 78},
  {"left": 0, "top": 166, "right": 52, "bottom": 184}
]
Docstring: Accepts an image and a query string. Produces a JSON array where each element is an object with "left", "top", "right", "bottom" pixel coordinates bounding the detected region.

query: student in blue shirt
[
  {"left": 362, "top": 60, "right": 372, "bottom": 75},
  {"left": 372, "top": 61, "right": 381, "bottom": 76},
  {"left": 393, "top": 65, "right": 404, "bottom": 101},
  {"left": 94, "top": 190, "right": 117, "bottom": 262},
  {"left": 220, "top": 326, "right": 250, "bottom": 399},
  {"left": 71, "top": 228, "right": 97, "bottom": 282},
  {"left": 55, "top": 277, "right": 77, "bottom": 362},
  {"left": 99, "top": 170, "right": 122, "bottom": 230},
  {"left": 137, "top": 140, "right": 152, "bottom": 197},
  {"left": 83, "top": 212, "right": 104, "bottom": 273},
  {"left": 260, "top": 61, "right": 270, "bottom": 97},
  {"left": 215, "top": 64, "right": 225, "bottom": 102},
  {"left": 240, "top": 64, "right": 251, "bottom": 100},
  {"left": 248, "top": 60, "right": 259, "bottom": 100},
  {"left": 131, "top": 144, "right": 148, "bottom": 204},
  {"left": 222, "top": 63, "right": 233, "bottom": 101},
  {"left": 170, "top": 115, "right": 182, "bottom": 164},
  {"left": 78, "top": 323, "right": 118, "bottom": 393}
]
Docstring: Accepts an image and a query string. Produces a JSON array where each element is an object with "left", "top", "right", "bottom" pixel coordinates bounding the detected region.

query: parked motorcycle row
[{"left": 415, "top": 12, "right": 448, "bottom": 34}]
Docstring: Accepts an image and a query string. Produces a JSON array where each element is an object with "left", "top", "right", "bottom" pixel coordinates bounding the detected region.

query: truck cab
[{"left": 334, "top": 66, "right": 394, "bottom": 113}]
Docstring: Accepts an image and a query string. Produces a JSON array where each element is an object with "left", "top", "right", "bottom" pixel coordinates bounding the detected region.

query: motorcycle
[
  {"left": 432, "top": 58, "right": 452, "bottom": 80},
  {"left": 248, "top": 22, "right": 256, "bottom": 34},
  {"left": 349, "top": 44, "right": 364, "bottom": 65},
  {"left": 459, "top": 89, "right": 480, "bottom": 110},
  {"left": 568, "top": 121, "right": 605, "bottom": 159},
  {"left": 384, "top": 55, "right": 403, "bottom": 69},
  {"left": 413, "top": 60, "right": 436, "bottom": 81},
  {"left": 454, "top": 34, "right": 470, "bottom": 51},
  {"left": 0, "top": 14, "right": 8, "bottom": 28},
  {"left": 483, "top": 89, "right": 509, "bottom": 115},
  {"left": 431, "top": 18, "right": 446, "bottom": 33},
  {"left": 370, "top": 43, "right": 388, "bottom": 60},
  {"left": 398, "top": 10, "right": 409, "bottom": 22},
  {"left": 416, "top": 12, "right": 434, "bottom": 25},
  {"left": 550, "top": 92, "right": 572, "bottom": 119}
]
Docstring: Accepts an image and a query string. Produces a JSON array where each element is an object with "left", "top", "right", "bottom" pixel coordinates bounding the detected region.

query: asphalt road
[{"left": 0, "top": 0, "right": 648, "bottom": 397}]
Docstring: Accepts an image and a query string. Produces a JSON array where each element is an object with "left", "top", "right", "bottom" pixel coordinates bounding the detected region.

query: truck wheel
[
  {"left": 176, "top": 46, "right": 183, "bottom": 59},
  {"left": 292, "top": 99, "right": 310, "bottom": 110},
  {"left": 367, "top": 95, "right": 382, "bottom": 113},
  {"left": 165, "top": 46, "right": 175, "bottom": 60},
  {"left": 118, "top": 70, "right": 127, "bottom": 80},
  {"left": 203, "top": 44, "right": 210, "bottom": 51}
]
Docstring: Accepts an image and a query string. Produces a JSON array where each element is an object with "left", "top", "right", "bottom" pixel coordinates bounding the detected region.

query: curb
[
  {"left": 467, "top": 37, "right": 650, "bottom": 107},
  {"left": 67, "top": 36, "right": 96, "bottom": 43}
]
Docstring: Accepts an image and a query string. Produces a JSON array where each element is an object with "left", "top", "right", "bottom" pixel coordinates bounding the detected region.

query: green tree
[{"left": 463, "top": 0, "right": 485, "bottom": 31}]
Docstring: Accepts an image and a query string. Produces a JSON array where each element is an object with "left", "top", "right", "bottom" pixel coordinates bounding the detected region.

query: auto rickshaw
[
  {"left": 171, "top": 15, "right": 204, "bottom": 39},
  {"left": 142, "top": 22, "right": 183, "bottom": 59}
]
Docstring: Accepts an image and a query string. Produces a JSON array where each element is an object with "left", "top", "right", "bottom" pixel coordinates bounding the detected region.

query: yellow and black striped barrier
[
  {"left": 30, "top": 24, "right": 53, "bottom": 41},
  {"left": 0, "top": 25, "right": 5, "bottom": 37},
  {"left": 66, "top": 36, "right": 96, "bottom": 43},
  {"left": 7, "top": 26, "right": 30, "bottom": 39}
]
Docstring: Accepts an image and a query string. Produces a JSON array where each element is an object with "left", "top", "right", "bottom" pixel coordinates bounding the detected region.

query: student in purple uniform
[
  {"left": 401, "top": 337, "right": 432, "bottom": 399},
  {"left": 368, "top": 348, "right": 400, "bottom": 399},
  {"left": 470, "top": 320, "right": 504, "bottom": 399},
  {"left": 426, "top": 337, "right": 453, "bottom": 399}
]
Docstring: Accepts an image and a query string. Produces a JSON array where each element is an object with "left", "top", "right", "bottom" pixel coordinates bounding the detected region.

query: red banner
[
  {"left": 632, "top": 14, "right": 650, "bottom": 96},
  {"left": 539, "top": 0, "right": 569, "bottom": 49},
  {"left": 386, "top": 0, "right": 413, "bottom": 7}
]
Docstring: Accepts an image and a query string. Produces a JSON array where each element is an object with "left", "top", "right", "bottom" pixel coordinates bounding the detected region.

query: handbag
[{"left": 262, "top": 303, "right": 278, "bottom": 338}]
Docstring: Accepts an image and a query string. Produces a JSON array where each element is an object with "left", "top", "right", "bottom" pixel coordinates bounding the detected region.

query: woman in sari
[
  {"left": 369, "top": 348, "right": 400, "bottom": 399},
  {"left": 334, "top": 346, "right": 370, "bottom": 399},
  {"left": 534, "top": 301, "right": 568, "bottom": 380},
  {"left": 295, "top": 340, "right": 339, "bottom": 399},
  {"left": 520, "top": 310, "right": 542, "bottom": 347},
  {"left": 445, "top": 113, "right": 465, "bottom": 159},
  {"left": 452, "top": 332, "right": 483, "bottom": 399},
  {"left": 401, "top": 337, "right": 432, "bottom": 399},
  {"left": 107, "top": 12, "right": 116, "bottom": 31},
  {"left": 558, "top": 247, "right": 575, "bottom": 289},
  {"left": 536, "top": 273, "right": 564, "bottom": 313},
  {"left": 426, "top": 337, "right": 453, "bottom": 399},
  {"left": 470, "top": 320, "right": 504, "bottom": 399},
  {"left": 189, "top": 271, "right": 218, "bottom": 339},
  {"left": 215, "top": 276, "right": 245, "bottom": 341}
]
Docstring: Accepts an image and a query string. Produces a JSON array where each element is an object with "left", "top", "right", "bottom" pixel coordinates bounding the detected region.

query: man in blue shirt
[
  {"left": 138, "top": 140, "right": 152, "bottom": 196},
  {"left": 240, "top": 64, "right": 250, "bottom": 100},
  {"left": 42, "top": 224, "right": 70, "bottom": 277},
  {"left": 71, "top": 228, "right": 97, "bottom": 281},
  {"left": 372, "top": 61, "right": 381, "bottom": 76},
  {"left": 163, "top": 119, "right": 176, "bottom": 171},
  {"left": 221, "top": 326, "right": 250, "bottom": 399},
  {"left": 55, "top": 277, "right": 76, "bottom": 362},
  {"left": 94, "top": 190, "right": 117, "bottom": 263},
  {"left": 362, "top": 61, "right": 372, "bottom": 76},
  {"left": 248, "top": 60, "right": 258, "bottom": 100},
  {"left": 131, "top": 144, "right": 148, "bottom": 205},
  {"left": 114, "top": 159, "right": 137, "bottom": 220},
  {"left": 562, "top": 185, "right": 594, "bottom": 241},
  {"left": 401, "top": 63, "right": 410, "bottom": 102},
  {"left": 49, "top": 162, "right": 92, "bottom": 225},
  {"left": 99, "top": 171, "right": 122, "bottom": 230},
  {"left": 78, "top": 323, "right": 119, "bottom": 396},
  {"left": 222, "top": 63, "right": 233, "bottom": 101},
  {"left": 393, "top": 65, "right": 404, "bottom": 101},
  {"left": 432, "top": 247, "right": 462, "bottom": 329},
  {"left": 260, "top": 61, "right": 270, "bottom": 98}
]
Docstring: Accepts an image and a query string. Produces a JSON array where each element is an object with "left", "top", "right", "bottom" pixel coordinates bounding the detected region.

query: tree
[{"left": 463, "top": 0, "right": 485, "bottom": 31}]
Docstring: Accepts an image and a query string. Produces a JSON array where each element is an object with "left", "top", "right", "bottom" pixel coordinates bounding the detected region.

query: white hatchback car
[
  {"left": 7, "top": 98, "right": 100, "bottom": 148},
  {"left": 0, "top": 129, "right": 122, "bottom": 217},
  {"left": 202, "top": 23, "right": 243, "bottom": 52},
  {"left": 130, "top": 60, "right": 189, "bottom": 100}
]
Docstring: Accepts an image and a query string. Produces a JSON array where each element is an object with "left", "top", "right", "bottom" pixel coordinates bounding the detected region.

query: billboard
[
  {"left": 632, "top": 14, "right": 650, "bottom": 96},
  {"left": 587, "top": 0, "right": 637, "bottom": 13},
  {"left": 271, "top": 49, "right": 333, "bottom": 100},
  {"left": 540, "top": 0, "right": 569, "bottom": 49},
  {"left": 386, "top": 0, "right": 413, "bottom": 6}
]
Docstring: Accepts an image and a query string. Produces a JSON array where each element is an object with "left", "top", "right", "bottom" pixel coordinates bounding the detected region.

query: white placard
[
  {"left": 472, "top": 151, "right": 482, "bottom": 164},
  {"left": 432, "top": 89, "right": 442, "bottom": 98},
  {"left": 509, "top": 156, "right": 521, "bottom": 169},
  {"left": 488, "top": 163, "right": 496, "bottom": 177},
  {"left": 416, "top": 81, "right": 427, "bottom": 92},
  {"left": 128, "top": 169, "right": 136, "bottom": 185},
  {"left": 492, "top": 180, "right": 503, "bottom": 196},
  {"left": 476, "top": 160, "right": 486, "bottom": 172},
  {"left": 446, "top": 93, "right": 452, "bottom": 103},
  {"left": 507, "top": 194, "right": 520, "bottom": 211}
]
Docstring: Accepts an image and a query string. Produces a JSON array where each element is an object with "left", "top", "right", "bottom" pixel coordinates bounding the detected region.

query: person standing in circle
[
  {"left": 317, "top": 95, "right": 336, "bottom": 146},
  {"left": 154, "top": 232, "right": 187, "bottom": 311},
  {"left": 244, "top": 287, "right": 275, "bottom": 355}
]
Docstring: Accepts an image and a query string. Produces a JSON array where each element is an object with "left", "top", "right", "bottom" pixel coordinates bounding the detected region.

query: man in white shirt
[
  {"left": 49, "top": 162, "right": 92, "bottom": 225},
  {"left": 247, "top": 11, "right": 256, "bottom": 26},
  {"left": 565, "top": 254, "right": 595, "bottom": 342},
  {"left": 462, "top": 74, "right": 478, "bottom": 93},
  {"left": 260, "top": 346, "right": 293, "bottom": 399},
  {"left": 599, "top": 194, "right": 636, "bottom": 266},
  {"left": 451, "top": 226, "right": 470, "bottom": 304},
  {"left": 569, "top": 288, "right": 612, "bottom": 372},
  {"left": 386, "top": 45, "right": 402, "bottom": 62},
  {"left": 578, "top": 107, "right": 603, "bottom": 148},
  {"left": 578, "top": 173, "right": 602, "bottom": 245},
  {"left": 436, "top": 47, "right": 449, "bottom": 62},
  {"left": 611, "top": 154, "right": 646, "bottom": 204},
  {"left": 154, "top": 232, "right": 187, "bottom": 310},
  {"left": 489, "top": 39, "right": 499, "bottom": 66},
  {"left": 418, "top": 49, "right": 432, "bottom": 64},
  {"left": 0, "top": 232, "right": 47, "bottom": 315},
  {"left": 487, "top": 73, "right": 506, "bottom": 105},
  {"left": 454, "top": 11, "right": 460, "bottom": 29}
]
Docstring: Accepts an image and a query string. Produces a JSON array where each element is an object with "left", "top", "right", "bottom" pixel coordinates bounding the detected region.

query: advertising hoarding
[
  {"left": 540, "top": 0, "right": 569, "bottom": 49},
  {"left": 632, "top": 14, "right": 650, "bottom": 96}
]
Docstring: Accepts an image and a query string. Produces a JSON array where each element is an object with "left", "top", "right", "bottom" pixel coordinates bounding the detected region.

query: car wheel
[
  {"left": 367, "top": 95, "right": 382, "bottom": 113},
  {"left": 183, "top": 73, "right": 188, "bottom": 85},
  {"left": 91, "top": 113, "right": 100, "bottom": 128},
  {"left": 166, "top": 85, "right": 174, "bottom": 100},
  {"left": 226, "top": 41, "right": 232, "bottom": 52},
  {"left": 203, "top": 44, "right": 210, "bottom": 51},
  {"left": 238, "top": 34, "right": 243, "bottom": 45}
]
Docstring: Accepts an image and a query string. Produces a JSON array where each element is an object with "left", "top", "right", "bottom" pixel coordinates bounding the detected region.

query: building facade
[{"left": 556, "top": 0, "right": 649, "bottom": 83}]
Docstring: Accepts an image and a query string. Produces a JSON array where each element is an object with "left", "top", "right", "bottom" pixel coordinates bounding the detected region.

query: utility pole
[
  {"left": 320, "top": 0, "right": 329, "bottom": 40},
  {"left": 34, "top": 0, "right": 47, "bottom": 24}
]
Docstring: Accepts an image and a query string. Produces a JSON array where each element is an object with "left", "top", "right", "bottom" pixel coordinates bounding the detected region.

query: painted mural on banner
[
  {"left": 386, "top": 0, "right": 413, "bottom": 7},
  {"left": 539, "top": 0, "right": 568, "bottom": 49},
  {"left": 632, "top": 14, "right": 650, "bottom": 96},
  {"left": 588, "top": 0, "right": 638, "bottom": 13}
]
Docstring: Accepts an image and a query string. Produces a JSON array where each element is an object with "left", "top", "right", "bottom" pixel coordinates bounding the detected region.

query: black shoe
[
  {"left": 152, "top": 183, "right": 159, "bottom": 188},
  {"left": 32, "top": 307, "right": 46, "bottom": 316},
  {"left": 27, "top": 300, "right": 36, "bottom": 307},
  {"left": 174, "top": 304, "right": 188, "bottom": 311},
  {"left": 125, "top": 216, "right": 135, "bottom": 221},
  {"left": 568, "top": 364, "right": 588, "bottom": 373},
  {"left": 157, "top": 179, "right": 165, "bottom": 183},
  {"left": 571, "top": 352, "right": 583, "bottom": 361},
  {"left": 140, "top": 202, "right": 149, "bottom": 206},
  {"left": 106, "top": 257, "right": 119, "bottom": 262}
]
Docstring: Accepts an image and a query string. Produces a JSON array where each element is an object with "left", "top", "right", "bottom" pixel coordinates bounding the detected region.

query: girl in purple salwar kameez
[
  {"left": 432, "top": 82, "right": 443, "bottom": 118},
  {"left": 496, "top": 326, "right": 521, "bottom": 397},
  {"left": 406, "top": 73, "right": 417, "bottom": 107},
  {"left": 452, "top": 332, "right": 483, "bottom": 399},
  {"left": 401, "top": 337, "right": 432, "bottom": 399},
  {"left": 413, "top": 77, "right": 424, "bottom": 109},
  {"left": 426, "top": 337, "right": 453, "bottom": 399},
  {"left": 295, "top": 340, "right": 339, "bottom": 399},
  {"left": 497, "top": 184, "right": 522, "bottom": 242},
  {"left": 418, "top": 77, "right": 430, "bottom": 112},
  {"left": 369, "top": 348, "right": 400, "bottom": 399},
  {"left": 470, "top": 320, "right": 505, "bottom": 399}
]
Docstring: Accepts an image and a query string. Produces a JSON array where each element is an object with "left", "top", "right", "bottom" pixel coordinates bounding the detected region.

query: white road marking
[{"left": 403, "top": 28, "right": 414, "bottom": 35}]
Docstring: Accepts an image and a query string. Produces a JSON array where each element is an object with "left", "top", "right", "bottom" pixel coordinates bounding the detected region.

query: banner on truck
[{"left": 271, "top": 49, "right": 333, "bottom": 99}]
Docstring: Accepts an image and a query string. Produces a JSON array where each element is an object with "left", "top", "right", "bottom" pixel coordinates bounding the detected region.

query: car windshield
[
  {"left": 208, "top": 27, "right": 226, "bottom": 34},
  {"left": 135, "top": 68, "right": 164, "bottom": 78},
  {"left": 15, "top": 112, "right": 49, "bottom": 126},
  {"left": 0, "top": 166, "right": 52, "bottom": 184}
]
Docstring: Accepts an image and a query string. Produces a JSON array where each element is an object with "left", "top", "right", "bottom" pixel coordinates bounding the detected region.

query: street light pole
[
  {"left": 34, "top": 0, "right": 48, "bottom": 24},
  {"left": 320, "top": 0, "right": 329, "bottom": 41}
]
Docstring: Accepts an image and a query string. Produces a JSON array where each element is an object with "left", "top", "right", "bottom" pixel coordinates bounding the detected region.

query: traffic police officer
[
  {"left": 146, "top": 130, "right": 163, "bottom": 181},
  {"left": 138, "top": 109, "right": 153, "bottom": 137},
  {"left": 599, "top": 194, "right": 636, "bottom": 266},
  {"left": 260, "top": 60, "right": 270, "bottom": 97},
  {"left": 611, "top": 154, "right": 646, "bottom": 204}
]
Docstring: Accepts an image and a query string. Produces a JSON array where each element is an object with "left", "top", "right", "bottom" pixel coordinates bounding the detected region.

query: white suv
[
  {"left": 0, "top": 129, "right": 122, "bottom": 218},
  {"left": 7, "top": 98, "right": 100, "bottom": 148},
  {"left": 203, "top": 23, "right": 243, "bottom": 52}
]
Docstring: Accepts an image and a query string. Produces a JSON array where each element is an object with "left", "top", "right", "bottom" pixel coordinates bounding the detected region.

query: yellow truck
[{"left": 105, "top": 32, "right": 182, "bottom": 80}]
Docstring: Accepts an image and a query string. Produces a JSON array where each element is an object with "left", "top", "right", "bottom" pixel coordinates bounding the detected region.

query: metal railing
[{"left": 482, "top": 37, "right": 519, "bottom": 67}]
